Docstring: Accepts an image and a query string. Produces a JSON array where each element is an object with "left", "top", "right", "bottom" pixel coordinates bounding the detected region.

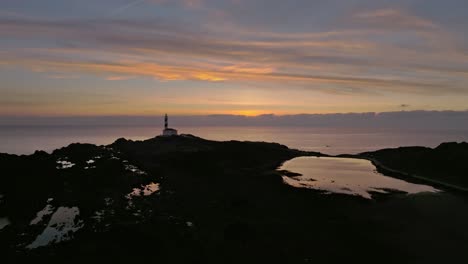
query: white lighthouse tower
[{"left": 162, "top": 114, "right": 178, "bottom": 136}]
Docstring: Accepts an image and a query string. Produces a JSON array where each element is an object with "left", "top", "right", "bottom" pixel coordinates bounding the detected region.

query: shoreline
[
  {"left": 331, "top": 153, "right": 468, "bottom": 193},
  {"left": 2, "top": 135, "right": 467, "bottom": 194},
  {"left": 367, "top": 157, "right": 468, "bottom": 193}
]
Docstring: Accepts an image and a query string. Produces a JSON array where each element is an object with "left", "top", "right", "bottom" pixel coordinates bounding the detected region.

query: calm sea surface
[{"left": 1, "top": 125, "right": 468, "bottom": 155}]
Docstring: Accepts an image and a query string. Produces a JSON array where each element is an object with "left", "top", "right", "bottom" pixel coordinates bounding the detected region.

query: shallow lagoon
[{"left": 280, "top": 157, "right": 438, "bottom": 199}]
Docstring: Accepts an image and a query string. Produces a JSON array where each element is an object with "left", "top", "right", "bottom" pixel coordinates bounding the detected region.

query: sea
[{"left": 1, "top": 125, "right": 468, "bottom": 155}]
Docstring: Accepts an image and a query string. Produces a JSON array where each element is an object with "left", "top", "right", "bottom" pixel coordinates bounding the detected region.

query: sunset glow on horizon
[{"left": 1, "top": 0, "right": 468, "bottom": 116}]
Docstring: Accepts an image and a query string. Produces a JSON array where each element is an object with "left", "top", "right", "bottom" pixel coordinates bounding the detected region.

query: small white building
[{"left": 162, "top": 114, "right": 178, "bottom": 136}]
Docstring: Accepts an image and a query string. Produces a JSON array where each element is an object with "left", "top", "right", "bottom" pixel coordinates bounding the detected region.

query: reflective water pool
[
  {"left": 280, "top": 157, "right": 439, "bottom": 199},
  {"left": 26, "top": 207, "right": 83, "bottom": 249},
  {"left": 0, "top": 217, "right": 10, "bottom": 230}
]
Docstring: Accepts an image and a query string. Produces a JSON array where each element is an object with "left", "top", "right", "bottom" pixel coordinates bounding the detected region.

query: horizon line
[{"left": 2, "top": 109, "right": 468, "bottom": 118}]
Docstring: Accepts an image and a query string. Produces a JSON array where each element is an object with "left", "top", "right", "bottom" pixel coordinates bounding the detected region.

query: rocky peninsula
[{"left": 1, "top": 135, "right": 468, "bottom": 263}]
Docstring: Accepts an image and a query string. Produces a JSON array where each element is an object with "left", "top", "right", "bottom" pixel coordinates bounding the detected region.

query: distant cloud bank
[{"left": 2, "top": 111, "right": 468, "bottom": 130}]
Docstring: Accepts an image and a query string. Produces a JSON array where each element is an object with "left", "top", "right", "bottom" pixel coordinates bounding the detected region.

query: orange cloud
[
  {"left": 192, "top": 73, "right": 225, "bottom": 81},
  {"left": 0, "top": 13, "right": 467, "bottom": 97},
  {"left": 221, "top": 64, "right": 275, "bottom": 74},
  {"left": 105, "top": 76, "right": 135, "bottom": 81},
  {"left": 2, "top": 55, "right": 463, "bottom": 96}
]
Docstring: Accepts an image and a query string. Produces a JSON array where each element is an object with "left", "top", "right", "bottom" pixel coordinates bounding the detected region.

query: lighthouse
[{"left": 162, "top": 114, "right": 178, "bottom": 136}]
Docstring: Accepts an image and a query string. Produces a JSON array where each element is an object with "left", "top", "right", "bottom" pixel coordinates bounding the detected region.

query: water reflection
[
  {"left": 0, "top": 217, "right": 10, "bottom": 230},
  {"left": 3, "top": 126, "right": 468, "bottom": 155},
  {"left": 26, "top": 207, "right": 83, "bottom": 249},
  {"left": 126, "top": 182, "right": 160, "bottom": 199},
  {"left": 30, "top": 198, "right": 54, "bottom": 225},
  {"left": 280, "top": 157, "right": 438, "bottom": 199}
]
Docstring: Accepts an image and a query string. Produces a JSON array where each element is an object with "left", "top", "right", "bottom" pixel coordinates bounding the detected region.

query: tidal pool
[
  {"left": 26, "top": 207, "right": 83, "bottom": 249},
  {"left": 280, "top": 157, "right": 438, "bottom": 199},
  {"left": 0, "top": 217, "right": 10, "bottom": 230},
  {"left": 126, "top": 182, "right": 160, "bottom": 199}
]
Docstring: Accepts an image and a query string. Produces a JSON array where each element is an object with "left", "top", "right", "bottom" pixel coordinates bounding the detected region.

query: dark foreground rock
[{"left": 1, "top": 136, "right": 468, "bottom": 263}]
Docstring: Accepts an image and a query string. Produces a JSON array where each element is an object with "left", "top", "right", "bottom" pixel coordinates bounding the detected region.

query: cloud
[
  {"left": 352, "top": 8, "right": 438, "bottom": 31},
  {"left": 0, "top": 10, "right": 467, "bottom": 96},
  {"left": 105, "top": 76, "right": 135, "bottom": 81},
  {"left": 146, "top": 0, "right": 204, "bottom": 9},
  {"left": 3, "top": 111, "right": 468, "bottom": 130},
  {"left": 3, "top": 54, "right": 460, "bottom": 95},
  {"left": 47, "top": 74, "right": 80, "bottom": 79},
  {"left": 108, "top": 0, "right": 147, "bottom": 16},
  {"left": 221, "top": 64, "right": 275, "bottom": 74}
]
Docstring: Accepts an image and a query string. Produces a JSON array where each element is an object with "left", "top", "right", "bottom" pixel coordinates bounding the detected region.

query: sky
[{"left": 1, "top": 0, "right": 468, "bottom": 116}]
